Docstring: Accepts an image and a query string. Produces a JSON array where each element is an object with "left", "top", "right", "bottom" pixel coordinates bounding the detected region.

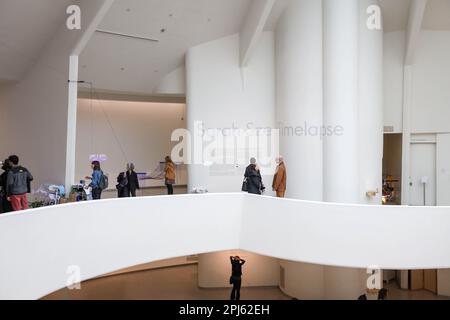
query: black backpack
[{"left": 99, "top": 171, "right": 109, "bottom": 190}]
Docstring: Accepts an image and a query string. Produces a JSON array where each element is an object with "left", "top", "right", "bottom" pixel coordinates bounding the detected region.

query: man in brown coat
[{"left": 272, "top": 156, "right": 287, "bottom": 198}]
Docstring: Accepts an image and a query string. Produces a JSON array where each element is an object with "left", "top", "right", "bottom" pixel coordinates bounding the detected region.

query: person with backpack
[
  {"left": 5, "top": 155, "right": 33, "bottom": 211},
  {"left": 85, "top": 161, "right": 107, "bottom": 200}
]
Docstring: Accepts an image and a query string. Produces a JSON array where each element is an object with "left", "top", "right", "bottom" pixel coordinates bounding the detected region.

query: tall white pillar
[
  {"left": 65, "top": 55, "right": 79, "bottom": 193},
  {"left": 323, "top": 0, "right": 366, "bottom": 300},
  {"left": 323, "top": 0, "right": 359, "bottom": 205},
  {"left": 276, "top": 0, "right": 325, "bottom": 299},
  {"left": 276, "top": 0, "right": 323, "bottom": 201},
  {"left": 359, "top": 0, "right": 384, "bottom": 205}
]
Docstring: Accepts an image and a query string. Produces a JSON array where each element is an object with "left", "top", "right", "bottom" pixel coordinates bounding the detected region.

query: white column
[
  {"left": 359, "top": 0, "right": 384, "bottom": 205},
  {"left": 276, "top": 0, "right": 324, "bottom": 299},
  {"left": 65, "top": 55, "right": 79, "bottom": 192},
  {"left": 323, "top": 0, "right": 359, "bottom": 204},
  {"left": 276, "top": 0, "right": 323, "bottom": 201},
  {"left": 323, "top": 0, "right": 366, "bottom": 300}
]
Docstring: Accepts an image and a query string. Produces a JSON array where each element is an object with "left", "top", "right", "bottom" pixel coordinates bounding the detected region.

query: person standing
[
  {"left": 6, "top": 155, "right": 33, "bottom": 211},
  {"left": 229, "top": 256, "right": 246, "bottom": 301},
  {"left": 116, "top": 171, "right": 128, "bottom": 198},
  {"left": 126, "top": 163, "right": 140, "bottom": 197},
  {"left": 244, "top": 158, "right": 265, "bottom": 195},
  {"left": 86, "top": 161, "right": 103, "bottom": 200},
  {"left": 164, "top": 156, "right": 176, "bottom": 195},
  {"left": 0, "top": 159, "right": 13, "bottom": 214},
  {"left": 272, "top": 156, "right": 287, "bottom": 198}
]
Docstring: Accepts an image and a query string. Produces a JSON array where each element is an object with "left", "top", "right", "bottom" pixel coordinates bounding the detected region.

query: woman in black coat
[
  {"left": 126, "top": 163, "right": 140, "bottom": 197},
  {"left": 116, "top": 171, "right": 128, "bottom": 198},
  {"left": 244, "top": 158, "right": 265, "bottom": 195}
]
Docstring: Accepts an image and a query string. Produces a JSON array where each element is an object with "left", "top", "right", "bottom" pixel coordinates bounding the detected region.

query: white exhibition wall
[
  {"left": 383, "top": 31, "right": 405, "bottom": 134},
  {"left": 412, "top": 31, "right": 450, "bottom": 134},
  {"left": 2, "top": 194, "right": 450, "bottom": 300},
  {"left": 384, "top": 30, "right": 450, "bottom": 136},
  {"left": 76, "top": 98, "right": 187, "bottom": 187},
  {"left": 186, "top": 32, "right": 276, "bottom": 194},
  {"left": 437, "top": 134, "right": 450, "bottom": 206}
]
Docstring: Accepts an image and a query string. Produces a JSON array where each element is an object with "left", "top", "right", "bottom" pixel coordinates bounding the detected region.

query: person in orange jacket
[
  {"left": 272, "top": 156, "right": 287, "bottom": 198},
  {"left": 164, "top": 156, "right": 176, "bottom": 195}
]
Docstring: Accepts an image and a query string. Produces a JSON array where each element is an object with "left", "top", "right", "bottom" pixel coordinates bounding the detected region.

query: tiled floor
[
  {"left": 44, "top": 263, "right": 450, "bottom": 300},
  {"left": 43, "top": 264, "right": 291, "bottom": 300},
  {"left": 385, "top": 282, "right": 450, "bottom": 300}
]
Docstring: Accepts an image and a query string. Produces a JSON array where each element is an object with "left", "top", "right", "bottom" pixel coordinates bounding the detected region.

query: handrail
[{"left": 1, "top": 193, "right": 450, "bottom": 299}]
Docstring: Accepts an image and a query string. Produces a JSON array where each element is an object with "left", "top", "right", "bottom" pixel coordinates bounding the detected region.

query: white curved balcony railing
[{"left": 1, "top": 193, "right": 450, "bottom": 300}]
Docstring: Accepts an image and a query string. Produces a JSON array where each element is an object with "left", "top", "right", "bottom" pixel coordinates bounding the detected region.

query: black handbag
[{"left": 241, "top": 178, "right": 248, "bottom": 192}]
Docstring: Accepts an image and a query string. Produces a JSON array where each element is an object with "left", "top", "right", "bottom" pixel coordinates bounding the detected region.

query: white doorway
[{"left": 409, "top": 143, "right": 436, "bottom": 206}]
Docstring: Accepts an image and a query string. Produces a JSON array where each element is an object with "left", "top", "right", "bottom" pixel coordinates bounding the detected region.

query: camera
[{"left": 1, "top": 159, "right": 11, "bottom": 171}]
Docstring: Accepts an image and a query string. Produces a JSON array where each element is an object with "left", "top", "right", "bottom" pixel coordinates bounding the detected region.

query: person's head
[
  {"left": 8, "top": 155, "right": 19, "bottom": 166},
  {"left": 250, "top": 158, "right": 257, "bottom": 165},
  {"left": 165, "top": 156, "right": 173, "bottom": 163},
  {"left": 127, "top": 163, "right": 135, "bottom": 171},
  {"left": 91, "top": 161, "right": 101, "bottom": 171},
  {"left": 276, "top": 156, "right": 284, "bottom": 165},
  {"left": 1, "top": 159, "right": 11, "bottom": 171}
]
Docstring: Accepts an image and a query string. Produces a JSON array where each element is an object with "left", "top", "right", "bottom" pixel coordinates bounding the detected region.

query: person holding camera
[{"left": 229, "top": 256, "right": 246, "bottom": 301}]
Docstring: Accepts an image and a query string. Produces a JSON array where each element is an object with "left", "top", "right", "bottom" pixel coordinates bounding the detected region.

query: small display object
[
  {"left": 192, "top": 187, "right": 208, "bottom": 194},
  {"left": 382, "top": 175, "right": 400, "bottom": 205}
]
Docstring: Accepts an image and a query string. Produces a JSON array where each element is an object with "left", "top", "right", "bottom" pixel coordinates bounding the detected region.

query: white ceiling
[
  {"left": 2, "top": 0, "right": 450, "bottom": 90},
  {"left": 379, "top": 0, "right": 412, "bottom": 32},
  {"left": 0, "top": 0, "right": 72, "bottom": 83},
  {"left": 79, "top": 0, "right": 252, "bottom": 94},
  {"left": 423, "top": 0, "right": 450, "bottom": 30}
]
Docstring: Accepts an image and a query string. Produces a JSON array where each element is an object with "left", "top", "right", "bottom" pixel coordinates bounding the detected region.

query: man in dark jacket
[
  {"left": 0, "top": 159, "right": 13, "bottom": 214},
  {"left": 6, "top": 155, "right": 33, "bottom": 211}
]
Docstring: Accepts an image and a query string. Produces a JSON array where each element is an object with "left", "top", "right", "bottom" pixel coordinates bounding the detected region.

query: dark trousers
[
  {"left": 0, "top": 195, "right": 13, "bottom": 214},
  {"left": 128, "top": 188, "right": 137, "bottom": 197},
  {"left": 118, "top": 187, "right": 128, "bottom": 198},
  {"left": 167, "top": 184, "right": 174, "bottom": 195},
  {"left": 230, "top": 276, "right": 242, "bottom": 301},
  {"left": 92, "top": 188, "right": 102, "bottom": 200}
]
